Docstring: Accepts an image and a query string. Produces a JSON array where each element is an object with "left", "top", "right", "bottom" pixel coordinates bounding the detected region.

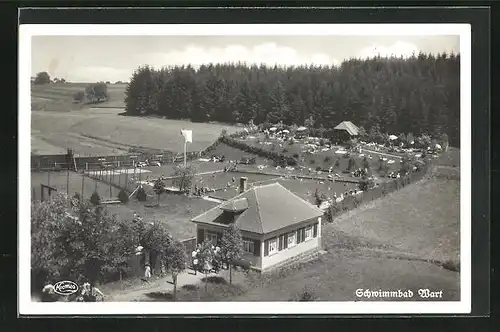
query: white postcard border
[{"left": 19, "top": 23, "right": 471, "bottom": 315}]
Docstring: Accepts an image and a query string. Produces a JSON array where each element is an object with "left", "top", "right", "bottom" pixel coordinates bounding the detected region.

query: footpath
[{"left": 105, "top": 268, "right": 224, "bottom": 302}]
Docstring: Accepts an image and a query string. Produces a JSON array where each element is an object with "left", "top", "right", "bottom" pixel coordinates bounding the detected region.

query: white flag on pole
[{"left": 181, "top": 129, "right": 192, "bottom": 143}]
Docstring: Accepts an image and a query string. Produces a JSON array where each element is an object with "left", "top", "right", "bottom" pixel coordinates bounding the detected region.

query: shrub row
[{"left": 220, "top": 136, "right": 297, "bottom": 167}]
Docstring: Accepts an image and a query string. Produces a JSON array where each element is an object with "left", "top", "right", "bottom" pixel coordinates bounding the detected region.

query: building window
[
  {"left": 287, "top": 232, "right": 296, "bottom": 247},
  {"left": 243, "top": 239, "right": 255, "bottom": 254},
  {"left": 305, "top": 226, "right": 313, "bottom": 241},
  {"left": 205, "top": 232, "right": 217, "bottom": 246},
  {"left": 297, "top": 228, "right": 305, "bottom": 243},
  {"left": 268, "top": 238, "right": 278, "bottom": 255}
]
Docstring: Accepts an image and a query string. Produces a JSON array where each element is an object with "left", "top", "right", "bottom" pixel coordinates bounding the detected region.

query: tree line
[
  {"left": 73, "top": 82, "right": 109, "bottom": 104},
  {"left": 124, "top": 52, "right": 460, "bottom": 147},
  {"left": 32, "top": 191, "right": 244, "bottom": 301},
  {"left": 32, "top": 71, "right": 65, "bottom": 85}
]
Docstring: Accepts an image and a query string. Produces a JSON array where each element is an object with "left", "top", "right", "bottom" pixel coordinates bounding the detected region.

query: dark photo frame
[{"left": 7, "top": 4, "right": 491, "bottom": 326}]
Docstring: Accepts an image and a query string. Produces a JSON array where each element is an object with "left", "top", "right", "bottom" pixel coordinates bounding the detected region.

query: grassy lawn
[
  {"left": 206, "top": 142, "right": 269, "bottom": 164},
  {"left": 106, "top": 193, "right": 217, "bottom": 241},
  {"left": 234, "top": 134, "right": 404, "bottom": 178},
  {"left": 434, "top": 147, "right": 460, "bottom": 167},
  {"left": 229, "top": 252, "right": 460, "bottom": 301},
  {"left": 323, "top": 178, "right": 460, "bottom": 263}
]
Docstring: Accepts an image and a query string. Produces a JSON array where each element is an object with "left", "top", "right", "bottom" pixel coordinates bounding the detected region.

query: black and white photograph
[{"left": 19, "top": 23, "right": 471, "bottom": 315}]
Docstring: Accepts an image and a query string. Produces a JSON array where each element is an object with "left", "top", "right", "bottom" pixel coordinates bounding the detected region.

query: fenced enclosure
[
  {"left": 31, "top": 169, "right": 123, "bottom": 201},
  {"left": 30, "top": 152, "right": 178, "bottom": 172}
]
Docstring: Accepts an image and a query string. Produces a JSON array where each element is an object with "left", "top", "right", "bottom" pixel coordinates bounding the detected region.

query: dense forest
[{"left": 124, "top": 52, "right": 460, "bottom": 146}]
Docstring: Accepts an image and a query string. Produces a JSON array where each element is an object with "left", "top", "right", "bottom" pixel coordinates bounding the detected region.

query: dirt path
[{"left": 104, "top": 269, "right": 224, "bottom": 302}]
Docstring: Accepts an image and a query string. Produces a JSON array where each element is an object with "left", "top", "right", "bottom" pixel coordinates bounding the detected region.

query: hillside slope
[
  {"left": 31, "top": 108, "right": 240, "bottom": 156},
  {"left": 31, "top": 83, "right": 127, "bottom": 111}
]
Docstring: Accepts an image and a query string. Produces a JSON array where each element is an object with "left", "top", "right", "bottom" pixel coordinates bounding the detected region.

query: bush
[
  {"left": 290, "top": 286, "right": 317, "bottom": 301},
  {"left": 181, "top": 284, "right": 199, "bottom": 291},
  {"left": 136, "top": 187, "right": 147, "bottom": 202},
  {"left": 118, "top": 189, "right": 129, "bottom": 204},
  {"left": 324, "top": 156, "right": 331, "bottom": 163},
  {"left": 90, "top": 191, "right": 101, "bottom": 205},
  {"left": 319, "top": 139, "right": 325, "bottom": 146},
  {"left": 282, "top": 148, "right": 288, "bottom": 153},
  {"left": 334, "top": 159, "right": 340, "bottom": 168},
  {"left": 441, "top": 260, "right": 460, "bottom": 272},
  {"left": 72, "top": 192, "right": 81, "bottom": 201},
  {"left": 220, "top": 136, "right": 296, "bottom": 166},
  {"left": 362, "top": 156, "right": 370, "bottom": 170},
  {"left": 293, "top": 153, "right": 300, "bottom": 159},
  {"left": 73, "top": 91, "right": 85, "bottom": 103},
  {"left": 315, "top": 166, "right": 322, "bottom": 171},
  {"left": 347, "top": 157, "right": 357, "bottom": 171},
  {"left": 309, "top": 159, "right": 316, "bottom": 165},
  {"left": 358, "top": 176, "right": 374, "bottom": 191}
]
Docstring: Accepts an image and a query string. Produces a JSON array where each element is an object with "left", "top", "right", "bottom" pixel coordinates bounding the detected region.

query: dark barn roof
[{"left": 191, "top": 183, "right": 323, "bottom": 234}]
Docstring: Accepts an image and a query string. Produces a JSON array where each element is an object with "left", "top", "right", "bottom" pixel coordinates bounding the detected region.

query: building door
[{"left": 205, "top": 232, "right": 218, "bottom": 246}]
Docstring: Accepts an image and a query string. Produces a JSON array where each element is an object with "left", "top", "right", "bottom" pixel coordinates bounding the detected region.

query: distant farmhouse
[
  {"left": 333, "top": 121, "right": 359, "bottom": 142},
  {"left": 191, "top": 178, "right": 323, "bottom": 272}
]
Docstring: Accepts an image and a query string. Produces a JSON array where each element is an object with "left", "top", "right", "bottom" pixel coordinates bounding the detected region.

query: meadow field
[
  {"left": 31, "top": 83, "right": 127, "bottom": 111},
  {"left": 31, "top": 108, "right": 240, "bottom": 156},
  {"left": 30, "top": 83, "right": 241, "bottom": 156}
]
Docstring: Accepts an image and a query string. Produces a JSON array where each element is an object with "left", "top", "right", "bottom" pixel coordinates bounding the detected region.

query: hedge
[{"left": 220, "top": 136, "right": 297, "bottom": 167}]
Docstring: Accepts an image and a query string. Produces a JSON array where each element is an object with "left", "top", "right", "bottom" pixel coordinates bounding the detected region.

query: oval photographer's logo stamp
[{"left": 53, "top": 280, "right": 79, "bottom": 296}]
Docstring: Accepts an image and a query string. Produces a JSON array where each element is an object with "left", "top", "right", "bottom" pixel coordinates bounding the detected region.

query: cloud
[
  {"left": 358, "top": 41, "right": 420, "bottom": 59},
  {"left": 66, "top": 66, "right": 131, "bottom": 83},
  {"left": 137, "top": 42, "right": 340, "bottom": 68}
]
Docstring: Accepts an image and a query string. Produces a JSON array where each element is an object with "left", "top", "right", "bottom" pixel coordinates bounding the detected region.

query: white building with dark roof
[{"left": 191, "top": 177, "right": 323, "bottom": 271}]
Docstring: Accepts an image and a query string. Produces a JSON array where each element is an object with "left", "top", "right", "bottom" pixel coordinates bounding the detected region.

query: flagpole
[{"left": 184, "top": 140, "right": 187, "bottom": 167}]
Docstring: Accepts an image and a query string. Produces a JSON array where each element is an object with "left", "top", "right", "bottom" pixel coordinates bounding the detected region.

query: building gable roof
[
  {"left": 334, "top": 121, "right": 359, "bottom": 136},
  {"left": 191, "top": 183, "right": 324, "bottom": 234}
]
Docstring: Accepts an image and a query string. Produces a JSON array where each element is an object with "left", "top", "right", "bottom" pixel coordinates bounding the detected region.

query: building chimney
[{"left": 239, "top": 177, "right": 248, "bottom": 193}]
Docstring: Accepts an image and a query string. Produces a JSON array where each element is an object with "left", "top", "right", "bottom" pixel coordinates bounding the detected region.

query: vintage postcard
[{"left": 19, "top": 23, "right": 471, "bottom": 315}]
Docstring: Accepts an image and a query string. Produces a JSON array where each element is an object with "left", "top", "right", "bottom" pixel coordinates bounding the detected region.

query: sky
[{"left": 31, "top": 35, "right": 460, "bottom": 83}]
